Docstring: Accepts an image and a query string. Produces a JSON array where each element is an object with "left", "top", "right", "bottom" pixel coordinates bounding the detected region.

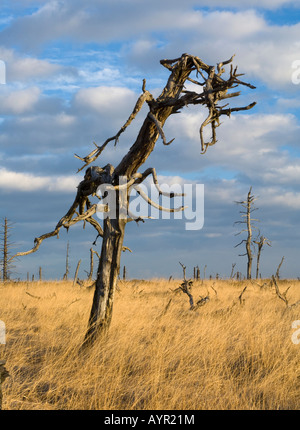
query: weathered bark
[{"left": 82, "top": 217, "right": 126, "bottom": 346}]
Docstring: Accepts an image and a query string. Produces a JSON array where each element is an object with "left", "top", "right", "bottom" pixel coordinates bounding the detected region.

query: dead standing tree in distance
[
  {"left": 87, "top": 248, "right": 100, "bottom": 282},
  {"left": 177, "top": 262, "right": 210, "bottom": 310},
  {"left": 254, "top": 233, "right": 271, "bottom": 279},
  {"left": 10, "top": 53, "right": 256, "bottom": 347},
  {"left": 63, "top": 241, "right": 70, "bottom": 280},
  {"left": 0, "top": 217, "right": 15, "bottom": 282},
  {"left": 234, "top": 187, "right": 259, "bottom": 280}
]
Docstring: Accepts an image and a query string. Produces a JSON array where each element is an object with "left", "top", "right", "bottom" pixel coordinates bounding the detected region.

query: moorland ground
[{"left": 1, "top": 278, "right": 300, "bottom": 410}]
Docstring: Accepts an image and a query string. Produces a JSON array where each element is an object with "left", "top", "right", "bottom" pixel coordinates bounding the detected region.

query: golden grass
[{"left": 1, "top": 278, "right": 300, "bottom": 410}]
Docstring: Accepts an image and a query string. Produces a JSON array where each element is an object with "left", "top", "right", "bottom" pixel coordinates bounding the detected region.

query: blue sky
[{"left": 0, "top": 0, "right": 300, "bottom": 280}]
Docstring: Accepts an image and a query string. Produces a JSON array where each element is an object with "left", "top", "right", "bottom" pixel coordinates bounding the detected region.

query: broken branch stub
[{"left": 272, "top": 275, "right": 300, "bottom": 310}]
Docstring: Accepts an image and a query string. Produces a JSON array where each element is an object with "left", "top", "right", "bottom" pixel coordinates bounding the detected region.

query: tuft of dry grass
[{"left": 1, "top": 278, "right": 300, "bottom": 410}]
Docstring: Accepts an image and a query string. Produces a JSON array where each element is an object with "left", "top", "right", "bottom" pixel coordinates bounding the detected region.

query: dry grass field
[{"left": 1, "top": 277, "right": 300, "bottom": 410}]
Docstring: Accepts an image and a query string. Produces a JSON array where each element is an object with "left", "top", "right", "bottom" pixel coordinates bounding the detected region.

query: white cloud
[
  {"left": 259, "top": 187, "right": 300, "bottom": 209},
  {"left": 164, "top": 109, "right": 299, "bottom": 171},
  {"left": 125, "top": 9, "right": 300, "bottom": 90},
  {"left": 0, "top": 87, "right": 40, "bottom": 114},
  {"left": 194, "top": 0, "right": 296, "bottom": 8},
  {"left": 73, "top": 86, "right": 137, "bottom": 115},
  {"left": 1, "top": 3, "right": 299, "bottom": 90},
  {"left": 0, "top": 1, "right": 299, "bottom": 279},
  {"left": 0, "top": 167, "right": 79, "bottom": 192},
  {"left": 262, "top": 164, "right": 300, "bottom": 184},
  {"left": 0, "top": 47, "right": 63, "bottom": 83}
]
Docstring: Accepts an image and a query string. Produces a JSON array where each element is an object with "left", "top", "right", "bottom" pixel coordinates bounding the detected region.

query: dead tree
[
  {"left": 275, "top": 256, "right": 285, "bottom": 280},
  {"left": 254, "top": 233, "right": 271, "bottom": 279},
  {"left": 230, "top": 263, "right": 236, "bottom": 279},
  {"left": 178, "top": 262, "right": 209, "bottom": 310},
  {"left": 272, "top": 275, "right": 300, "bottom": 310},
  {"left": 214, "top": 285, "right": 247, "bottom": 316},
  {"left": 87, "top": 248, "right": 100, "bottom": 282},
  {"left": 10, "top": 53, "right": 256, "bottom": 346},
  {"left": 63, "top": 241, "right": 70, "bottom": 280},
  {"left": 178, "top": 262, "right": 195, "bottom": 309},
  {"left": 234, "top": 187, "right": 259, "bottom": 279},
  {"left": 73, "top": 259, "right": 81, "bottom": 287},
  {"left": 0, "top": 217, "right": 15, "bottom": 281},
  {"left": 193, "top": 266, "right": 200, "bottom": 280}
]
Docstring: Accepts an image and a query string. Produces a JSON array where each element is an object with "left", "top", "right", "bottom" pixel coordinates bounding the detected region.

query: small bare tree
[
  {"left": 275, "top": 256, "right": 285, "bottom": 280},
  {"left": 87, "top": 248, "right": 100, "bottom": 282},
  {"left": 272, "top": 275, "right": 300, "bottom": 311},
  {"left": 0, "top": 218, "right": 15, "bottom": 281},
  {"left": 63, "top": 241, "right": 70, "bottom": 280},
  {"left": 11, "top": 53, "right": 256, "bottom": 346},
  {"left": 177, "top": 262, "right": 209, "bottom": 310},
  {"left": 254, "top": 233, "right": 271, "bottom": 279},
  {"left": 234, "top": 187, "right": 259, "bottom": 279}
]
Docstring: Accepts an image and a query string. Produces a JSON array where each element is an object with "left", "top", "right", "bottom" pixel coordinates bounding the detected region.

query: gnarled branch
[{"left": 134, "top": 185, "right": 186, "bottom": 213}]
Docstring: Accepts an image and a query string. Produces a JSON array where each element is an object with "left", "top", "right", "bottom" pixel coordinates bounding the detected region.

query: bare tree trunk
[
  {"left": 1, "top": 218, "right": 14, "bottom": 281},
  {"left": 87, "top": 248, "right": 99, "bottom": 282},
  {"left": 3, "top": 218, "right": 8, "bottom": 281},
  {"left": 230, "top": 263, "right": 236, "bottom": 279},
  {"left": 63, "top": 241, "right": 70, "bottom": 280},
  {"left": 73, "top": 259, "right": 81, "bottom": 287},
  {"left": 82, "top": 217, "right": 126, "bottom": 346},
  {"left": 246, "top": 189, "right": 253, "bottom": 280},
  {"left": 235, "top": 187, "right": 258, "bottom": 280},
  {"left": 276, "top": 256, "right": 284, "bottom": 280}
]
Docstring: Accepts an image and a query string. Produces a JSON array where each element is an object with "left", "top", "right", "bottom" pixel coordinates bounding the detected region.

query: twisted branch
[
  {"left": 134, "top": 185, "right": 186, "bottom": 213},
  {"left": 75, "top": 80, "right": 154, "bottom": 172}
]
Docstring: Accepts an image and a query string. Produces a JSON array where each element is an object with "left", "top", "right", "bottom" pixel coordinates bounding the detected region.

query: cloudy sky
[{"left": 0, "top": 0, "right": 300, "bottom": 280}]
